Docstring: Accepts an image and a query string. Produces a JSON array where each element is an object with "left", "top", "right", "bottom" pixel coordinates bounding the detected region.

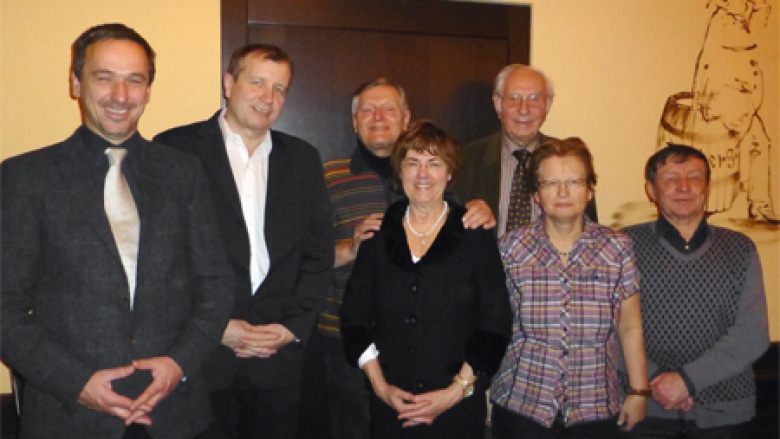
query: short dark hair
[
  {"left": 390, "top": 120, "right": 462, "bottom": 190},
  {"left": 226, "top": 43, "right": 293, "bottom": 80},
  {"left": 527, "top": 137, "right": 597, "bottom": 193},
  {"left": 72, "top": 23, "right": 156, "bottom": 84},
  {"left": 645, "top": 143, "right": 711, "bottom": 183}
]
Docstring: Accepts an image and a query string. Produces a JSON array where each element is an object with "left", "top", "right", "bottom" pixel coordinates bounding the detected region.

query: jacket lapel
[
  {"left": 481, "top": 133, "right": 502, "bottom": 218},
  {"left": 264, "top": 131, "right": 292, "bottom": 267},
  {"left": 55, "top": 131, "right": 122, "bottom": 262},
  {"left": 132, "top": 141, "right": 166, "bottom": 285},
  {"left": 383, "top": 198, "right": 465, "bottom": 270},
  {"left": 194, "top": 113, "right": 244, "bottom": 218}
]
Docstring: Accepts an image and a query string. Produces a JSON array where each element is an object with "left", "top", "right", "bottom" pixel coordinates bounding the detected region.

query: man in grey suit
[
  {"left": 154, "top": 44, "right": 334, "bottom": 439},
  {"left": 454, "top": 64, "right": 597, "bottom": 237},
  {"left": 1, "top": 23, "right": 233, "bottom": 439}
]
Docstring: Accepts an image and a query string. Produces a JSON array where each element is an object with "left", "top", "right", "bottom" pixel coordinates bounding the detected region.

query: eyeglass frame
[
  {"left": 537, "top": 178, "right": 588, "bottom": 192},
  {"left": 498, "top": 92, "right": 548, "bottom": 110}
]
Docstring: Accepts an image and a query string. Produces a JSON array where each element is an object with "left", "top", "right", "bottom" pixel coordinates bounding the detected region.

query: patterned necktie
[
  {"left": 104, "top": 147, "right": 140, "bottom": 309},
  {"left": 507, "top": 149, "right": 532, "bottom": 231}
]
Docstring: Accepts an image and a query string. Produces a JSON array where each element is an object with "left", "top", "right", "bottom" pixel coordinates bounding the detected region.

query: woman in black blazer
[{"left": 341, "top": 120, "right": 512, "bottom": 439}]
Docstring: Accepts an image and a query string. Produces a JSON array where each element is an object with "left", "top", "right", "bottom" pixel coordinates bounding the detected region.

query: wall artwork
[
  {"left": 657, "top": 0, "right": 776, "bottom": 224},
  {"left": 610, "top": 0, "right": 778, "bottom": 339}
]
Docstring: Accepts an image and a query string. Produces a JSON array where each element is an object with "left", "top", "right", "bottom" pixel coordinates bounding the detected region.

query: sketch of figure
[{"left": 657, "top": 0, "right": 777, "bottom": 222}]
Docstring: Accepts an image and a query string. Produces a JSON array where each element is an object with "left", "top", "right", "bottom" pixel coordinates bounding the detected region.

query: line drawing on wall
[{"left": 657, "top": 0, "right": 777, "bottom": 224}]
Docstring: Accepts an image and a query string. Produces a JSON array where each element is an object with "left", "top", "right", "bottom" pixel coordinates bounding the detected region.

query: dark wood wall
[{"left": 222, "top": 0, "right": 531, "bottom": 161}]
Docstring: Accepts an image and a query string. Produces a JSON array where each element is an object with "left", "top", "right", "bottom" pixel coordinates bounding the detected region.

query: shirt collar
[
  {"left": 501, "top": 132, "right": 541, "bottom": 160},
  {"left": 79, "top": 125, "right": 142, "bottom": 164},
  {"left": 655, "top": 215, "right": 709, "bottom": 253},
  {"left": 219, "top": 108, "right": 272, "bottom": 159},
  {"left": 501, "top": 133, "right": 541, "bottom": 154},
  {"left": 529, "top": 213, "right": 598, "bottom": 248}
]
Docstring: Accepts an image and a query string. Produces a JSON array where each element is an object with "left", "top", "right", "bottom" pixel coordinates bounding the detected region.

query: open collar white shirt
[{"left": 219, "top": 110, "right": 272, "bottom": 294}]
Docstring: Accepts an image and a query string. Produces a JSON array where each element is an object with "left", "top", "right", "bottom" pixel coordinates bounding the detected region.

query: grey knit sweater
[{"left": 623, "top": 221, "right": 769, "bottom": 428}]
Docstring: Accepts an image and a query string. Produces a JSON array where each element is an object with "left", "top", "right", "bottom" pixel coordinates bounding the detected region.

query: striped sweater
[{"left": 318, "top": 145, "right": 400, "bottom": 337}]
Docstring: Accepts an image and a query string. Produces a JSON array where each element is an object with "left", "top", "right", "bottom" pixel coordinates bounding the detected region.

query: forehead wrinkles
[
  {"left": 85, "top": 42, "right": 148, "bottom": 74},
  {"left": 360, "top": 96, "right": 401, "bottom": 108},
  {"left": 240, "top": 57, "right": 289, "bottom": 82},
  {"left": 360, "top": 86, "right": 402, "bottom": 105},
  {"left": 505, "top": 73, "right": 545, "bottom": 94}
]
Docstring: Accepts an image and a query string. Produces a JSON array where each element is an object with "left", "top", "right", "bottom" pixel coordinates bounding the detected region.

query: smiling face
[
  {"left": 400, "top": 149, "right": 450, "bottom": 208},
  {"left": 533, "top": 155, "right": 593, "bottom": 224},
  {"left": 71, "top": 39, "right": 151, "bottom": 145},
  {"left": 223, "top": 54, "right": 291, "bottom": 140},
  {"left": 646, "top": 156, "right": 710, "bottom": 227},
  {"left": 353, "top": 85, "right": 410, "bottom": 158},
  {"left": 493, "top": 67, "right": 550, "bottom": 146}
]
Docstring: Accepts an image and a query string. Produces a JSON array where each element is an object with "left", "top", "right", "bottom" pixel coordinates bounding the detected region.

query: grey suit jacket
[
  {"left": 154, "top": 111, "right": 334, "bottom": 391},
  {"left": 454, "top": 131, "right": 598, "bottom": 226},
  {"left": 1, "top": 127, "right": 233, "bottom": 439}
]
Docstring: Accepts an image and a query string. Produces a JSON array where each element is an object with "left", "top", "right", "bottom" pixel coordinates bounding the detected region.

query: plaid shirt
[{"left": 490, "top": 216, "right": 639, "bottom": 427}]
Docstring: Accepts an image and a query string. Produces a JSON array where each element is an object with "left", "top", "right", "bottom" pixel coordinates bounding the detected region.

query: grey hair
[
  {"left": 351, "top": 78, "right": 409, "bottom": 116},
  {"left": 493, "top": 64, "right": 554, "bottom": 107}
]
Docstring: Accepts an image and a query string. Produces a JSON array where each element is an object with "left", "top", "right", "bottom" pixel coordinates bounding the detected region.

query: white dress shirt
[{"left": 219, "top": 111, "right": 272, "bottom": 294}]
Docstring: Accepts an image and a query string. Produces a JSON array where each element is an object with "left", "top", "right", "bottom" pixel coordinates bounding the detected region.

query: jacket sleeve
[
  {"left": 1, "top": 158, "right": 96, "bottom": 412},
  {"left": 340, "top": 235, "right": 379, "bottom": 368},
  {"left": 464, "top": 228, "right": 512, "bottom": 377},
  {"left": 164, "top": 158, "right": 234, "bottom": 378},
  {"left": 278, "top": 148, "right": 335, "bottom": 344}
]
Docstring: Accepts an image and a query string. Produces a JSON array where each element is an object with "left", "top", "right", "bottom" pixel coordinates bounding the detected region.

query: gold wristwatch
[{"left": 453, "top": 374, "right": 475, "bottom": 398}]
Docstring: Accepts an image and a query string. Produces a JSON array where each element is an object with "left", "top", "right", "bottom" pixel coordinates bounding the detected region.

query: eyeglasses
[
  {"left": 500, "top": 92, "right": 547, "bottom": 110},
  {"left": 538, "top": 178, "right": 588, "bottom": 191}
]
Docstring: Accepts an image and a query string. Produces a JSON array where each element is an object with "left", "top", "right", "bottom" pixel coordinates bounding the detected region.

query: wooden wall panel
[
  {"left": 247, "top": 0, "right": 511, "bottom": 37},
  {"left": 250, "top": 25, "right": 507, "bottom": 160},
  {"left": 222, "top": 0, "right": 530, "bottom": 160}
]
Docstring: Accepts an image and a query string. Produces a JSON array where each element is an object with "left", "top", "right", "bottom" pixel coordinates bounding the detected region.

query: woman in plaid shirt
[{"left": 490, "top": 138, "right": 649, "bottom": 438}]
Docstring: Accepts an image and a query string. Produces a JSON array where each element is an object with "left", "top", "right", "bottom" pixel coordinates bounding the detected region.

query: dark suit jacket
[
  {"left": 154, "top": 111, "right": 334, "bottom": 390},
  {"left": 454, "top": 132, "right": 598, "bottom": 225},
  {"left": 1, "top": 127, "right": 233, "bottom": 439}
]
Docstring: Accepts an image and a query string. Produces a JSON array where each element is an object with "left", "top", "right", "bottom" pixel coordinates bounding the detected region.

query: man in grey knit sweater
[{"left": 621, "top": 144, "right": 769, "bottom": 438}]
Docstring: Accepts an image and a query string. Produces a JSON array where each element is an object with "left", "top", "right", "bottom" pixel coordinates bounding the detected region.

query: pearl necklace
[{"left": 405, "top": 201, "right": 449, "bottom": 245}]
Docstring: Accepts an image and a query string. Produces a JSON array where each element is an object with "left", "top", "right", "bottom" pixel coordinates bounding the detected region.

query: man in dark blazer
[
  {"left": 1, "top": 24, "right": 233, "bottom": 439},
  {"left": 454, "top": 64, "right": 597, "bottom": 237},
  {"left": 154, "top": 44, "right": 334, "bottom": 439}
]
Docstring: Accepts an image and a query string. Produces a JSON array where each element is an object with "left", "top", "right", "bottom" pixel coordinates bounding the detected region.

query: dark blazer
[
  {"left": 454, "top": 131, "right": 598, "bottom": 224},
  {"left": 1, "top": 128, "right": 233, "bottom": 439},
  {"left": 154, "top": 111, "right": 334, "bottom": 390},
  {"left": 341, "top": 199, "right": 511, "bottom": 437}
]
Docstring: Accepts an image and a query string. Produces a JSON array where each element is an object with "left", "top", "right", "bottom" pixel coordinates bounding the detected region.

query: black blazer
[
  {"left": 340, "top": 199, "right": 512, "bottom": 390},
  {"left": 154, "top": 111, "right": 334, "bottom": 390},
  {"left": 1, "top": 127, "right": 233, "bottom": 439}
]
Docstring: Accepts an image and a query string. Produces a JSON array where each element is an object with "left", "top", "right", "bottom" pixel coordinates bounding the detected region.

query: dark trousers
[
  {"left": 619, "top": 416, "right": 751, "bottom": 439},
  {"left": 321, "top": 334, "right": 371, "bottom": 439},
  {"left": 205, "top": 372, "right": 301, "bottom": 439},
  {"left": 491, "top": 403, "right": 619, "bottom": 439},
  {"left": 123, "top": 425, "right": 154, "bottom": 439},
  {"left": 122, "top": 424, "right": 208, "bottom": 439},
  {"left": 296, "top": 331, "right": 371, "bottom": 439}
]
